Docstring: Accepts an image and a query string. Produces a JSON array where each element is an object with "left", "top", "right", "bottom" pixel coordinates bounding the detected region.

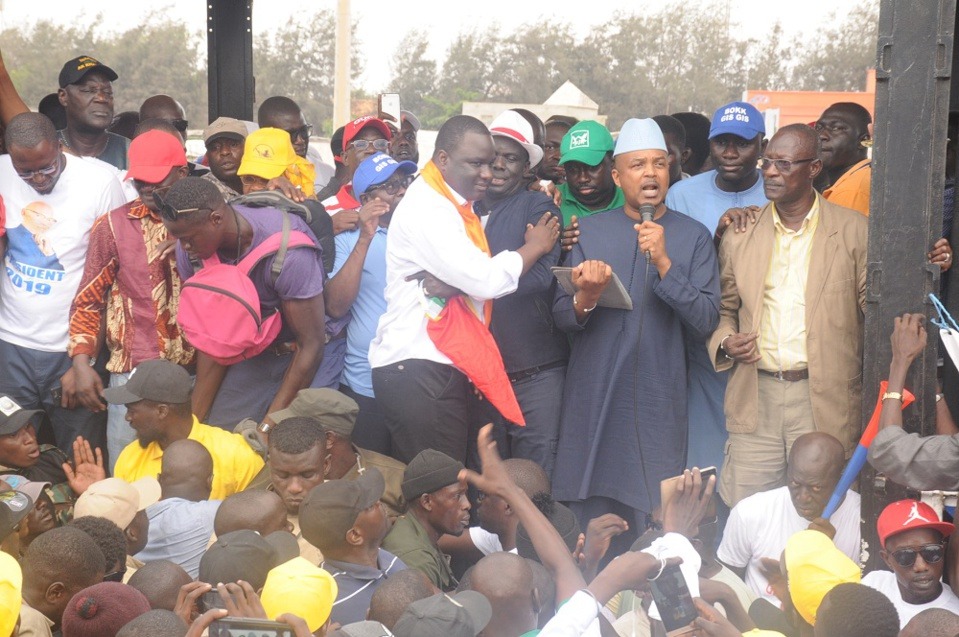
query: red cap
[
  {"left": 342, "top": 116, "right": 391, "bottom": 150},
  {"left": 126, "top": 130, "right": 187, "bottom": 183},
  {"left": 877, "top": 499, "right": 955, "bottom": 547}
]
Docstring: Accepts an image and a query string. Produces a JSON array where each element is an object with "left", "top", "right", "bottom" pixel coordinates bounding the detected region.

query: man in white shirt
[
  {"left": 0, "top": 112, "right": 125, "bottom": 454},
  {"left": 368, "top": 115, "right": 559, "bottom": 464},
  {"left": 717, "top": 432, "right": 860, "bottom": 603},
  {"left": 862, "top": 499, "right": 959, "bottom": 628}
]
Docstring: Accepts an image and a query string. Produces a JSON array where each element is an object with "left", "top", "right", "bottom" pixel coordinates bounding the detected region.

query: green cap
[
  {"left": 268, "top": 388, "right": 359, "bottom": 438},
  {"left": 559, "top": 120, "right": 615, "bottom": 167}
]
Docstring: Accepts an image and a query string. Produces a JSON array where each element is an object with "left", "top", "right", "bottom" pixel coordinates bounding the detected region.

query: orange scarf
[{"left": 420, "top": 160, "right": 492, "bottom": 321}]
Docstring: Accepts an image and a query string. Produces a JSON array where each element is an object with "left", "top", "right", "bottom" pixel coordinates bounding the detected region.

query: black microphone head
[{"left": 639, "top": 203, "right": 655, "bottom": 223}]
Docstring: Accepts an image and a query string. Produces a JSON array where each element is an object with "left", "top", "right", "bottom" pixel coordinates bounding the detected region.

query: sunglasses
[
  {"left": 171, "top": 119, "right": 189, "bottom": 133},
  {"left": 759, "top": 157, "right": 816, "bottom": 173},
  {"left": 890, "top": 543, "right": 945, "bottom": 567},
  {"left": 286, "top": 125, "right": 314, "bottom": 142},
  {"left": 349, "top": 139, "right": 390, "bottom": 153},
  {"left": 369, "top": 174, "right": 414, "bottom": 195},
  {"left": 153, "top": 189, "right": 212, "bottom": 222},
  {"left": 15, "top": 154, "right": 61, "bottom": 180}
]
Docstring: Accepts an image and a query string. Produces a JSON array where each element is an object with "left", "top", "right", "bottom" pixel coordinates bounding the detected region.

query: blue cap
[
  {"left": 708, "top": 101, "right": 765, "bottom": 140},
  {"left": 613, "top": 118, "right": 667, "bottom": 157},
  {"left": 353, "top": 152, "right": 417, "bottom": 197}
]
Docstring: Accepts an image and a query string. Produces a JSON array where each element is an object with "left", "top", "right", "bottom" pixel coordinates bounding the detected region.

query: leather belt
[
  {"left": 507, "top": 360, "right": 566, "bottom": 383},
  {"left": 758, "top": 368, "right": 809, "bottom": 382}
]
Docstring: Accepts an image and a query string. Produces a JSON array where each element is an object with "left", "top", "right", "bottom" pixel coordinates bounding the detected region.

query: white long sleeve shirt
[{"left": 368, "top": 175, "right": 523, "bottom": 369}]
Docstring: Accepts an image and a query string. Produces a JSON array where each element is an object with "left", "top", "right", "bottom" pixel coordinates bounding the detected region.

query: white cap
[
  {"left": 73, "top": 477, "right": 161, "bottom": 529},
  {"left": 489, "top": 110, "right": 544, "bottom": 168},
  {"left": 613, "top": 118, "right": 667, "bottom": 156}
]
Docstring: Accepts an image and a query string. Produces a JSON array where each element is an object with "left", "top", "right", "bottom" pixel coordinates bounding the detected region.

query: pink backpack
[{"left": 177, "top": 213, "right": 316, "bottom": 365}]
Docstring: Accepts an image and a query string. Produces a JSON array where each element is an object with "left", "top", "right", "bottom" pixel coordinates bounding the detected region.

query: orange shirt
[{"left": 823, "top": 159, "right": 871, "bottom": 216}]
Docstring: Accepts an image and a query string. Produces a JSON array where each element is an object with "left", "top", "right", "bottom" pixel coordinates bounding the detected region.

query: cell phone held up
[
  {"left": 209, "top": 617, "right": 293, "bottom": 637},
  {"left": 648, "top": 562, "right": 698, "bottom": 636}
]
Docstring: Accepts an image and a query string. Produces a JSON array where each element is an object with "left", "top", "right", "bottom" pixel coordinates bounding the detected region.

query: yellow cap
[
  {"left": 260, "top": 557, "right": 337, "bottom": 632},
  {"left": 0, "top": 551, "right": 22, "bottom": 637},
  {"left": 237, "top": 127, "right": 298, "bottom": 180},
  {"left": 784, "top": 530, "right": 860, "bottom": 625}
]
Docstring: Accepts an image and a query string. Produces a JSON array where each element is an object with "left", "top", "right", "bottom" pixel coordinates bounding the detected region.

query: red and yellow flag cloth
[{"left": 419, "top": 160, "right": 525, "bottom": 425}]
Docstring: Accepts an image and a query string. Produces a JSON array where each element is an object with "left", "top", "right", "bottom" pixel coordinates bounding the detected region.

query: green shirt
[
  {"left": 381, "top": 512, "right": 457, "bottom": 591},
  {"left": 558, "top": 183, "right": 625, "bottom": 227}
]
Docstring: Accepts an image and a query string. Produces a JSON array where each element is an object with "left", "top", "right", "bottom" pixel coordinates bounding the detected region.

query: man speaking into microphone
[{"left": 552, "top": 118, "right": 720, "bottom": 554}]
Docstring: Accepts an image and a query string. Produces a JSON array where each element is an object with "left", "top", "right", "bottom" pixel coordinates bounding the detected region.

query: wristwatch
[
  {"left": 882, "top": 391, "right": 903, "bottom": 402},
  {"left": 257, "top": 421, "right": 273, "bottom": 434}
]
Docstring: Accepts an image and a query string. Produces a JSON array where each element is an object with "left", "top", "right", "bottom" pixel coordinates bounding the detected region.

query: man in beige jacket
[{"left": 708, "top": 123, "right": 867, "bottom": 507}]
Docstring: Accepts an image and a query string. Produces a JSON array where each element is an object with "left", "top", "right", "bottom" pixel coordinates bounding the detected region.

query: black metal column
[
  {"left": 207, "top": 0, "right": 255, "bottom": 122},
  {"left": 862, "top": 0, "right": 956, "bottom": 570}
]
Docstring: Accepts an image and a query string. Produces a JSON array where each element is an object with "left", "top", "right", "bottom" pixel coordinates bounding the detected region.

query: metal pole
[{"left": 861, "top": 0, "right": 956, "bottom": 570}]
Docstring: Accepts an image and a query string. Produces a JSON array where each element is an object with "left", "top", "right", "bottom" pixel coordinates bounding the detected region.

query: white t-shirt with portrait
[
  {"left": 717, "top": 485, "right": 861, "bottom": 604},
  {"left": 0, "top": 153, "right": 125, "bottom": 351},
  {"left": 861, "top": 569, "right": 959, "bottom": 628}
]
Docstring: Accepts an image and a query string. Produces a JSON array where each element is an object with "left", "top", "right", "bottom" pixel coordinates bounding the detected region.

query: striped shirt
[{"left": 322, "top": 549, "right": 406, "bottom": 625}]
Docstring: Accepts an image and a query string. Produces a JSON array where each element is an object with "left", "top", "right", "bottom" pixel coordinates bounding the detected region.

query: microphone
[{"left": 639, "top": 203, "right": 655, "bottom": 262}]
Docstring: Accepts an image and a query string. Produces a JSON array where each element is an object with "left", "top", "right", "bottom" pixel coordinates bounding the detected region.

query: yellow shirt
[
  {"left": 823, "top": 159, "right": 871, "bottom": 216},
  {"left": 758, "top": 200, "right": 820, "bottom": 372},
  {"left": 114, "top": 416, "right": 264, "bottom": 500}
]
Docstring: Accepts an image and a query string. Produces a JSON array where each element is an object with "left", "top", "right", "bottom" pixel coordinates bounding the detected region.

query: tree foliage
[{"left": 387, "top": 0, "right": 880, "bottom": 129}]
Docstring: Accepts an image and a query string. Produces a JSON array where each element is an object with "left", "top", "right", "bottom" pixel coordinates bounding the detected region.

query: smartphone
[
  {"left": 209, "top": 617, "right": 293, "bottom": 637},
  {"left": 659, "top": 466, "right": 717, "bottom": 507},
  {"left": 198, "top": 590, "right": 226, "bottom": 614},
  {"left": 378, "top": 93, "right": 401, "bottom": 130},
  {"left": 648, "top": 562, "right": 698, "bottom": 636}
]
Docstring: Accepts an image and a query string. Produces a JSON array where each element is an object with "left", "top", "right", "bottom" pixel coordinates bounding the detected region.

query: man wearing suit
[{"left": 708, "top": 123, "right": 867, "bottom": 507}]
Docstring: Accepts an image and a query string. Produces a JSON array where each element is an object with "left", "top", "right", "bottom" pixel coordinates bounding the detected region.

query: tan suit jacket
[{"left": 707, "top": 195, "right": 867, "bottom": 450}]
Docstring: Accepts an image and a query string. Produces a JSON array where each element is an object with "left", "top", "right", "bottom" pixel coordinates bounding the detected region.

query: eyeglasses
[
  {"left": 153, "top": 189, "right": 212, "bottom": 222},
  {"left": 369, "top": 174, "right": 414, "bottom": 195},
  {"left": 240, "top": 175, "right": 270, "bottom": 186},
  {"left": 760, "top": 157, "right": 817, "bottom": 173},
  {"left": 171, "top": 118, "right": 189, "bottom": 133},
  {"left": 15, "top": 154, "right": 61, "bottom": 180},
  {"left": 349, "top": 139, "right": 390, "bottom": 153},
  {"left": 890, "top": 543, "right": 945, "bottom": 567},
  {"left": 286, "top": 125, "right": 314, "bottom": 142}
]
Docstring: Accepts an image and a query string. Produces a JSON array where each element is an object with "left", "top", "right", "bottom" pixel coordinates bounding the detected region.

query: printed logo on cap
[
  {"left": 569, "top": 130, "right": 590, "bottom": 149},
  {"left": 720, "top": 106, "right": 751, "bottom": 125},
  {"left": 76, "top": 56, "right": 99, "bottom": 72},
  {"left": 0, "top": 396, "right": 21, "bottom": 417},
  {"left": 0, "top": 491, "right": 29, "bottom": 512},
  {"left": 903, "top": 502, "right": 931, "bottom": 526},
  {"left": 255, "top": 145, "right": 274, "bottom": 159}
]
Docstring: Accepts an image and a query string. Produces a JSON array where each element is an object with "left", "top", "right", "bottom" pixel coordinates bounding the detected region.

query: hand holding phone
[
  {"left": 649, "top": 562, "right": 698, "bottom": 636},
  {"left": 660, "top": 467, "right": 717, "bottom": 537},
  {"left": 209, "top": 617, "right": 293, "bottom": 637}
]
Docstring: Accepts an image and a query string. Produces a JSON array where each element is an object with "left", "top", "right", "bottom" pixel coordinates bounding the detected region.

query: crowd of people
[{"left": 0, "top": 52, "right": 957, "bottom": 637}]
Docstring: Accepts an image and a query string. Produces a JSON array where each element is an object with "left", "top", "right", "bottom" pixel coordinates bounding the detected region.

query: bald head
[
  {"left": 900, "top": 608, "right": 959, "bottom": 637},
  {"left": 116, "top": 609, "right": 187, "bottom": 637},
  {"left": 158, "top": 439, "right": 213, "bottom": 501},
  {"left": 773, "top": 123, "right": 821, "bottom": 159},
  {"left": 139, "top": 95, "right": 186, "bottom": 143},
  {"left": 368, "top": 568, "right": 437, "bottom": 630},
  {"left": 467, "top": 552, "right": 538, "bottom": 637},
  {"left": 787, "top": 432, "right": 845, "bottom": 520},
  {"left": 215, "top": 490, "right": 289, "bottom": 537},
  {"left": 788, "top": 432, "right": 845, "bottom": 476},
  {"left": 504, "top": 459, "right": 550, "bottom": 498},
  {"left": 127, "top": 560, "right": 192, "bottom": 611},
  {"left": 139, "top": 95, "right": 185, "bottom": 122}
]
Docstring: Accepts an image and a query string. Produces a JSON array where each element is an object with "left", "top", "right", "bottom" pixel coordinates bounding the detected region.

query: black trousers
[
  {"left": 339, "top": 383, "right": 391, "bottom": 455},
  {"left": 371, "top": 359, "right": 471, "bottom": 464}
]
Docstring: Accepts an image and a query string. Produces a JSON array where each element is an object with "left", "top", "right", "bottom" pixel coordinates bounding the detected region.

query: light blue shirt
[
  {"left": 332, "top": 226, "right": 389, "bottom": 397},
  {"left": 136, "top": 497, "right": 220, "bottom": 579},
  {"left": 665, "top": 169, "right": 767, "bottom": 233}
]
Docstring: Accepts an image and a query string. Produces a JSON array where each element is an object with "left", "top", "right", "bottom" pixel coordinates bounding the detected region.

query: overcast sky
[{"left": 0, "top": 0, "right": 866, "bottom": 91}]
